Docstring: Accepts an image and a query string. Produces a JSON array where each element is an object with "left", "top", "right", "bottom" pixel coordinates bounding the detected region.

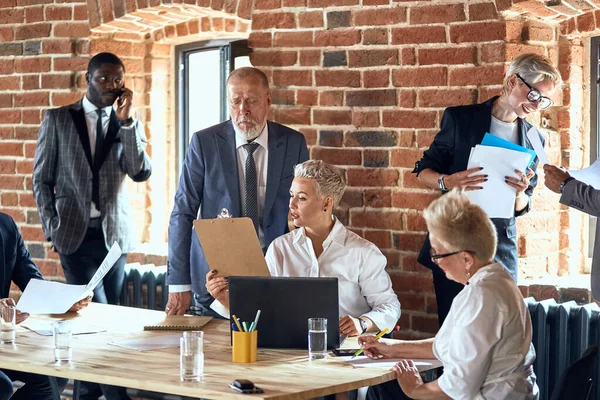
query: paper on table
[
  {"left": 108, "top": 334, "right": 211, "bottom": 352},
  {"left": 21, "top": 320, "right": 106, "bottom": 336},
  {"left": 16, "top": 242, "right": 122, "bottom": 314},
  {"left": 569, "top": 157, "right": 600, "bottom": 189},
  {"left": 466, "top": 145, "right": 532, "bottom": 219},
  {"left": 346, "top": 357, "right": 442, "bottom": 372},
  {"left": 526, "top": 127, "right": 548, "bottom": 166}
]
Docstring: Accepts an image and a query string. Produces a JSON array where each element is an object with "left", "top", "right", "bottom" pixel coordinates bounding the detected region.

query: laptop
[{"left": 228, "top": 276, "right": 341, "bottom": 349}]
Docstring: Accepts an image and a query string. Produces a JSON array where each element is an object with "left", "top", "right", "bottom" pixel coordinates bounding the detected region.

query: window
[{"left": 175, "top": 39, "right": 252, "bottom": 175}]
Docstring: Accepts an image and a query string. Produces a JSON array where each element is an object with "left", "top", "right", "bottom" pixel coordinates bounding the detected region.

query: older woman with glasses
[
  {"left": 361, "top": 191, "right": 538, "bottom": 400},
  {"left": 412, "top": 53, "right": 561, "bottom": 327},
  {"left": 207, "top": 160, "right": 401, "bottom": 336}
]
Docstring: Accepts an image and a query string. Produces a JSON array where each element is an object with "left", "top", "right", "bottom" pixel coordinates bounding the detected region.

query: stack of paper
[{"left": 465, "top": 134, "right": 534, "bottom": 219}]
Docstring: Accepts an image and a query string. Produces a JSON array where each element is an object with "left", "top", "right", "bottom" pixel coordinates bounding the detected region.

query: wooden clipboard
[{"left": 193, "top": 217, "right": 271, "bottom": 277}]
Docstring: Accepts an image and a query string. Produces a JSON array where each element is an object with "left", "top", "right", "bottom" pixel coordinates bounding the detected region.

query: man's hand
[
  {"left": 0, "top": 298, "right": 29, "bottom": 324},
  {"left": 69, "top": 295, "right": 92, "bottom": 312},
  {"left": 339, "top": 315, "right": 362, "bottom": 336},
  {"left": 357, "top": 336, "right": 400, "bottom": 359},
  {"left": 205, "top": 270, "right": 229, "bottom": 308},
  {"left": 544, "top": 164, "right": 571, "bottom": 194},
  {"left": 115, "top": 87, "right": 133, "bottom": 121},
  {"left": 165, "top": 291, "right": 192, "bottom": 315},
  {"left": 394, "top": 360, "right": 424, "bottom": 397}
]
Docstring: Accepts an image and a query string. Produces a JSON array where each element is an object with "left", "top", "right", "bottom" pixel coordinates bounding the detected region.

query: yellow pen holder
[{"left": 232, "top": 330, "right": 258, "bottom": 363}]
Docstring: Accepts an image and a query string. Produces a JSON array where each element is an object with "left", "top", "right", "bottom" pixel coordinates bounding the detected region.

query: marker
[
  {"left": 232, "top": 315, "right": 243, "bottom": 332},
  {"left": 248, "top": 322, "right": 256, "bottom": 332},
  {"left": 242, "top": 321, "right": 248, "bottom": 332},
  {"left": 352, "top": 328, "right": 390, "bottom": 359},
  {"left": 251, "top": 310, "right": 261, "bottom": 332}
]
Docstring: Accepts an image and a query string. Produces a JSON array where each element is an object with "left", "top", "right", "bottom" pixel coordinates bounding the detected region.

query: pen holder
[{"left": 232, "top": 330, "right": 257, "bottom": 363}]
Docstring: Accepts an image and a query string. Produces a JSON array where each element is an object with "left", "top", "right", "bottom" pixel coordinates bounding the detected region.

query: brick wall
[{"left": 1, "top": 0, "right": 599, "bottom": 337}]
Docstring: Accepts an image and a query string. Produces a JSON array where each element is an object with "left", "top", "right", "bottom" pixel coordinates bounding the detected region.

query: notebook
[{"left": 143, "top": 315, "right": 212, "bottom": 331}]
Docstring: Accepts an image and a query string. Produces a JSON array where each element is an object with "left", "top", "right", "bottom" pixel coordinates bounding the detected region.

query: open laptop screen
[{"left": 229, "top": 276, "right": 340, "bottom": 349}]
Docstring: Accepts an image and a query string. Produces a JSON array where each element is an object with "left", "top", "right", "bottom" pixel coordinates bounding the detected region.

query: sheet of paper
[
  {"left": 526, "top": 127, "right": 548, "bottom": 166},
  {"left": 569, "top": 157, "right": 600, "bottom": 189},
  {"left": 84, "top": 242, "right": 122, "bottom": 294},
  {"left": 466, "top": 145, "right": 532, "bottom": 218},
  {"left": 345, "top": 357, "right": 442, "bottom": 372},
  {"left": 21, "top": 320, "right": 106, "bottom": 336},
  {"left": 16, "top": 242, "right": 122, "bottom": 314},
  {"left": 16, "top": 279, "right": 88, "bottom": 314},
  {"left": 108, "top": 334, "right": 211, "bottom": 352}
]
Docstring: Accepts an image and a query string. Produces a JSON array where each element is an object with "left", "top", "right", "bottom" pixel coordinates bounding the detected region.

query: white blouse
[
  {"left": 433, "top": 263, "right": 539, "bottom": 400},
  {"left": 265, "top": 218, "right": 401, "bottom": 332}
]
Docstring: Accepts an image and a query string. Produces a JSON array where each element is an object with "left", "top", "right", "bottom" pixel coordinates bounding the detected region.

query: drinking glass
[
  {"left": 308, "top": 317, "right": 327, "bottom": 359},
  {"left": 0, "top": 305, "right": 16, "bottom": 344},
  {"left": 53, "top": 321, "right": 72, "bottom": 362},
  {"left": 180, "top": 331, "right": 204, "bottom": 381}
]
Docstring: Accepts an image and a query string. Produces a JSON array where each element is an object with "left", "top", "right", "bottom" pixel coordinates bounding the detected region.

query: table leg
[{"left": 48, "top": 377, "right": 61, "bottom": 400}]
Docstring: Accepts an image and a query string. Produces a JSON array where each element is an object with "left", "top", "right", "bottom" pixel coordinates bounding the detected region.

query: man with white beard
[{"left": 166, "top": 67, "right": 309, "bottom": 316}]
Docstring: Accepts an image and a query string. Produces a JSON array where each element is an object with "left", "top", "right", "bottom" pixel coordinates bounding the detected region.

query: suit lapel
[
  {"left": 264, "top": 121, "right": 286, "bottom": 219},
  {"left": 473, "top": 96, "right": 497, "bottom": 145},
  {"left": 68, "top": 101, "right": 93, "bottom": 169},
  {"left": 217, "top": 122, "right": 241, "bottom": 216}
]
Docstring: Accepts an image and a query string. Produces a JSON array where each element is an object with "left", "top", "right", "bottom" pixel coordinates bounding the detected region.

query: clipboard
[{"left": 193, "top": 217, "right": 271, "bottom": 277}]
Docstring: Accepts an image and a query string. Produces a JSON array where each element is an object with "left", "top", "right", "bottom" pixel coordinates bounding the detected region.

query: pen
[
  {"left": 251, "top": 310, "right": 261, "bottom": 332},
  {"left": 232, "top": 315, "right": 243, "bottom": 332},
  {"left": 242, "top": 321, "right": 248, "bottom": 332},
  {"left": 352, "top": 328, "right": 390, "bottom": 359},
  {"left": 231, "top": 322, "right": 239, "bottom": 331},
  {"left": 249, "top": 322, "right": 255, "bottom": 332}
]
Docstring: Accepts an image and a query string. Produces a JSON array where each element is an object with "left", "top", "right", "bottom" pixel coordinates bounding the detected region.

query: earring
[
  {"left": 465, "top": 270, "right": 471, "bottom": 284},
  {"left": 323, "top": 208, "right": 327, "bottom": 212}
]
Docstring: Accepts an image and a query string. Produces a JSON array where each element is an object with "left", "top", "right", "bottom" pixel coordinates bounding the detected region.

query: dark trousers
[
  {"left": 366, "top": 379, "right": 410, "bottom": 400},
  {"left": 57, "top": 223, "right": 130, "bottom": 400},
  {"left": 431, "top": 267, "right": 464, "bottom": 328},
  {"left": 0, "top": 369, "right": 67, "bottom": 400}
]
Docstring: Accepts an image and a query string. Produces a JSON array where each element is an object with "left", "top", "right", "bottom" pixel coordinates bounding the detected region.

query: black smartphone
[
  {"left": 332, "top": 348, "right": 361, "bottom": 357},
  {"left": 229, "top": 379, "right": 264, "bottom": 394}
]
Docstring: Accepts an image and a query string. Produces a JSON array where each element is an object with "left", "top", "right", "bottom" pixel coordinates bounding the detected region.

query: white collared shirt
[
  {"left": 82, "top": 96, "right": 113, "bottom": 218},
  {"left": 235, "top": 123, "right": 269, "bottom": 248},
  {"left": 264, "top": 218, "right": 401, "bottom": 332},
  {"left": 434, "top": 263, "right": 538, "bottom": 400}
]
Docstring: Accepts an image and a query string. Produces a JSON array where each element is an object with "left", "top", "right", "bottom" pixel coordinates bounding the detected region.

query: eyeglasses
[
  {"left": 430, "top": 248, "right": 475, "bottom": 263},
  {"left": 516, "top": 74, "right": 553, "bottom": 110}
]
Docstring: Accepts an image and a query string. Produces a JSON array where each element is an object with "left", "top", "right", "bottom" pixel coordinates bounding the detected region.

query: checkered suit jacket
[{"left": 32, "top": 99, "right": 152, "bottom": 255}]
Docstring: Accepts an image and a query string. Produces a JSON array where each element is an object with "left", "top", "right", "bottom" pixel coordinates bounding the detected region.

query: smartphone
[
  {"left": 229, "top": 379, "right": 264, "bottom": 394},
  {"left": 332, "top": 348, "right": 361, "bottom": 357}
]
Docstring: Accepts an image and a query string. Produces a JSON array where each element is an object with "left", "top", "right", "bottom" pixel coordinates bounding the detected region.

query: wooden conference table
[{"left": 0, "top": 303, "right": 398, "bottom": 399}]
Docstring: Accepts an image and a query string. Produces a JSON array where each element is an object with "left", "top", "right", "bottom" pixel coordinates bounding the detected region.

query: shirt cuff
[
  {"left": 210, "top": 299, "right": 230, "bottom": 319},
  {"left": 169, "top": 284, "right": 192, "bottom": 292}
]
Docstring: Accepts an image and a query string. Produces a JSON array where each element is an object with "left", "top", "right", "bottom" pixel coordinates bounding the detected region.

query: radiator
[
  {"left": 525, "top": 297, "right": 600, "bottom": 400},
  {"left": 120, "top": 263, "right": 169, "bottom": 311}
]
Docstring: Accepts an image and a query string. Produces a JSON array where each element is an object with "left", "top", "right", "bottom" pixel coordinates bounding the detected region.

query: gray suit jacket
[
  {"left": 167, "top": 120, "right": 309, "bottom": 295},
  {"left": 32, "top": 99, "right": 152, "bottom": 255},
  {"left": 560, "top": 179, "right": 600, "bottom": 299}
]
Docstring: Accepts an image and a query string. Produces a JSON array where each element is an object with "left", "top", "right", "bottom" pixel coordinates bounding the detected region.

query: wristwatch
[
  {"left": 120, "top": 117, "right": 135, "bottom": 126},
  {"left": 359, "top": 318, "right": 368, "bottom": 334},
  {"left": 437, "top": 174, "right": 447, "bottom": 191},
  {"left": 559, "top": 177, "right": 575, "bottom": 193}
]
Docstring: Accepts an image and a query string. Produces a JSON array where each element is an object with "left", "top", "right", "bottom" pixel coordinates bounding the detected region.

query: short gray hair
[
  {"left": 293, "top": 160, "right": 346, "bottom": 206},
  {"left": 503, "top": 53, "right": 561, "bottom": 89},
  {"left": 423, "top": 190, "right": 497, "bottom": 264}
]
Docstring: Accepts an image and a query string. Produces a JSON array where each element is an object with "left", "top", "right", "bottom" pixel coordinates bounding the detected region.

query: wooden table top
[{"left": 0, "top": 303, "right": 396, "bottom": 399}]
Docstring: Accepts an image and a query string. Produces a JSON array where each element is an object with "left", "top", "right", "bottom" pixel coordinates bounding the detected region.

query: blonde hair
[
  {"left": 503, "top": 53, "right": 561, "bottom": 91},
  {"left": 293, "top": 160, "right": 346, "bottom": 206},
  {"left": 423, "top": 191, "right": 497, "bottom": 263}
]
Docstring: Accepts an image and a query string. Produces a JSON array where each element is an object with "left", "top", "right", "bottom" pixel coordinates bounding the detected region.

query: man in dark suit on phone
[{"left": 33, "top": 52, "right": 151, "bottom": 400}]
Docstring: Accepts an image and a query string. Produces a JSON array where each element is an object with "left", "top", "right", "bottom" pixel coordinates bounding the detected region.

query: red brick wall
[{"left": 0, "top": 0, "right": 598, "bottom": 337}]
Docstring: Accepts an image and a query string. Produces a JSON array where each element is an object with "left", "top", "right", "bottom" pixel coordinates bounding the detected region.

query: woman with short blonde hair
[
  {"left": 362, "top": 192, "right": 538, "bottom": 400},
  {"left": 412, "top": 53, "right": 560, "bottom": 327}
]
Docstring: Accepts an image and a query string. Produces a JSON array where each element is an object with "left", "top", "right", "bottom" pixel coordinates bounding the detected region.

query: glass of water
[
  {"left": 180, "top": 331, "right": 204, "bottom": 381},
  {"left": 0, "top": 305, "right": 16, "bottom": 344},
  {"left": 53, "top": 321, "right": 72, "bottom": 362},
  {"left": 308, "top": 317, "right": 327, "bottom": 359}
]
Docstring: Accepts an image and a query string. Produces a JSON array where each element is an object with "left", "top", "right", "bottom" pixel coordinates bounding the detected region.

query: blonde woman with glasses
[
  {"left": 412, "top": 53, "right": 561, "bottom": 327},
  {"left": 361, "top": 191, "right": 538, "bottom": 400}
]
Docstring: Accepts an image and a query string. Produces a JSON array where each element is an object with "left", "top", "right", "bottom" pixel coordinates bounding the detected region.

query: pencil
[
  {"left": 351, "top": 328, "right": 390, "bottom": 359},
  {"left": 232, "top": 315, "right": 243, "bottom": 332}
]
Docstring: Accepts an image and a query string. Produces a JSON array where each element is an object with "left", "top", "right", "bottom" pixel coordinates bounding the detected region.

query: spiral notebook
[{"left": 143, "top": 315, "right": 213, "bottom": 331}]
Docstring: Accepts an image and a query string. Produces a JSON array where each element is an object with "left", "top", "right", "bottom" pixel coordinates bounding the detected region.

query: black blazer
[
  {"left": 413, "top": 97, "right": 544, "bottom": 280},
  {"left": 0, "top": 212, "right": 43, "bottom": 298}
]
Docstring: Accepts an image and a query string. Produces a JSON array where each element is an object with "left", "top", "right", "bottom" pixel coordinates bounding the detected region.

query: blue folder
[{"left": 481, "top": 133, "right": 536, "bottom": 167}]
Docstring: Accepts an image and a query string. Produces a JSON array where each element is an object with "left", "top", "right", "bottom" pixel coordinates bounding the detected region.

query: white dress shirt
[
  {"left": 434, "top": 263, "right": 539, "bottom": 400},
  {"left": 170, "top": 123, "right": 269, "bottom": 294},
  {"left": 82, "top": 96, "right": 113, "bottom": 219},
  {"left": 265, "top": 218, "right": 401, "bottom": 332}
]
